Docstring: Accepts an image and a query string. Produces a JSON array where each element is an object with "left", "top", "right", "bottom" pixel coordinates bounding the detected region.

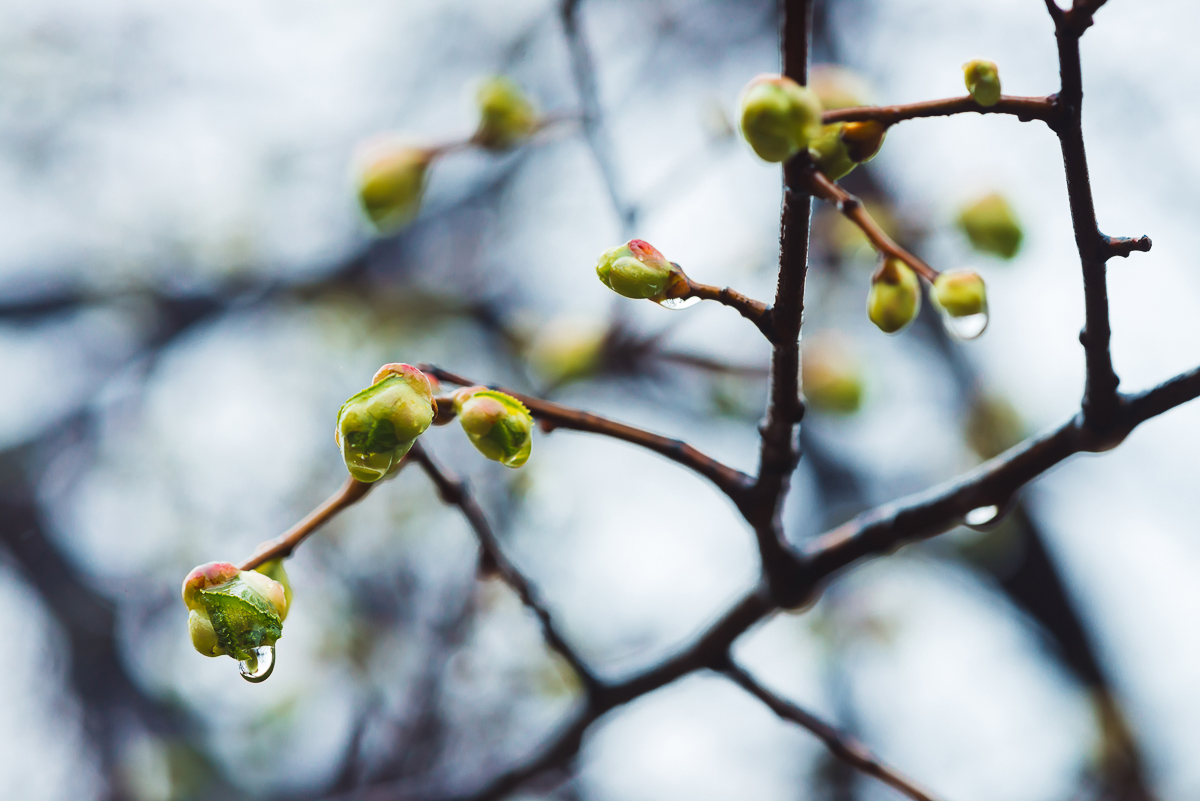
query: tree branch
[
  {"left": 240, "top": 477, "right": 375, "bottom": 571},
  {"left": 823, "top": 94, "right": 1057, "bottom": 127},
  {"left": 683, "top": 277, "right": 776, "bottom": 342},
  {"left": 419, "top": 365, "right": 753, "bottom": 502},
  {"left": 722, "top": 661, "right": 942, "bottom": 801},
  {"left": 407, "top": 441, "right": 600, "bottom": 693}
]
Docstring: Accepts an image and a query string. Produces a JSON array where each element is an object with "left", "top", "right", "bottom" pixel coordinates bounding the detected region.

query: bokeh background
[{"left": 1, "top": 0, "right": 1198, "bottom": 799}]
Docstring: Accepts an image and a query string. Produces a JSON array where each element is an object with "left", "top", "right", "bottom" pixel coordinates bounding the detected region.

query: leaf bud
[
  {"left": 336, "top": 364, "right": 435, "bottom": 482},
  {"left": 182, "top": 562, "right": 287, "bottom": 661},
  {"left": 956, "top": 193, "right": 1023, "bottom": 259},
  {"left": 932, "top": 269, "right": 987, "bottom": 317},
  {"left": 595, "top": 239, "right": 686, "bottom": 302},
  {"left": 452, "top": 387, "right": 533, "bottom": 468},
  {"left": 808, "top": 124, "right": 858, "bottom": 181},
  {"left": 840, "top": 120, "right": 887, "bottom": 163},
  {"left": 355, "top": 141, "right": 434, "bottom": 235},
  {"left": 474, "top": 76, "right": 539, "bottom": 151},
  {"left": 802, "top": 335, "right": 864, "bottom": 414},
  {"left": 867, "top": 258, "right": 921, "bottom": 334},
  {"left": 738, "top": 74, "right": 823, "bottom": 163},
  {"left": 963, "top": 59, "right": 1001, "bottom": 107}
]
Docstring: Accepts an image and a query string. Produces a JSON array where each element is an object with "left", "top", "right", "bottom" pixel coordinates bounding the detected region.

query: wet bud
[
  {"left": 336, "top": 364, "right": 435, "bottom": 482},
  {"left": 182, "top": 562, "right": 287, "bottom": 663},
  {"left": 932, "top": 270, "right": 987, "bottom": 317},
  {"left": 867, "top": 258, "right": 921, "bottom": 334},
  {"left": 956, "top": 193, "right": 1023, "bottom": 259},
  {"left": 808, "top": 124, "right": 857, "bottom": 181},
  {"left": 474, "top": 76, "right": 539, "bottom": 151},
  {"left": 809, "top": 65, "right": 871, "bottom": 111},
  {"left": 453, "top": 387, "right": 533, "bottom": 468},
  {"left": 355, "top": 141, "right": 433, "bottom": 235},
  {"left": 840, "top": 120, "right": 887, "bottom": 163},
  {"left": 595, "top": 239, "right": 686, "bottom": 302},
  {"left": 802, "top": 335, "right": 864, "bottom": 414},
  {"left": 963, "top": 59, "right": 1001, "bottom": 107},
  {"left": 738, "top": 74, "right": 823, "bottom": 163}
]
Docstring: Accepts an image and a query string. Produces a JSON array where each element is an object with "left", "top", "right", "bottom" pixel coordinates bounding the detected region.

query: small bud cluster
[{"left": 354, "top": 76, "right": 540, "bottom": 235}]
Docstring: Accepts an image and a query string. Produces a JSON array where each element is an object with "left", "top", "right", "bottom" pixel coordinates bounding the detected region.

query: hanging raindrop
[
  {"left": 964, "top": 505, "right": 999, "bottom": 527},
  {"left": 657, "top": 296, "right": 701, "bottom": 310},
  {"left": 941, "top": 308, "right": 989, "bottom": 340},
  {"left": 238, "top": 644, "right": 276, "bottom": 683}
]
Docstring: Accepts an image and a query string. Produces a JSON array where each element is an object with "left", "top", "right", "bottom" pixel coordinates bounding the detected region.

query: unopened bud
[
  {"left": 802, "top": 335, "right": 864, "bottom": 414},
  {"left": 840, "top": 120, "right": 887, "bottom": 163},
  {"left": 808, "top": 124, "right": 857, "bottom": 181},
  {"left": 453, "top": 387, "right": 533, "bottom": 468},
  {"left": 933, "top": 270, "right": 987, "bottom": 317},
  {"left": 957, "top": 193, "right": 1023, "bottom": 259},
  {"left": 738, "top": 74, "right": 823, "bottom": 163},
  {"left": 336, "top": 364, "right": 435, "bottom": 482},
  {"left": 355, "top": 142, "right": 433, "bottom": 234},
  {"left": 867, "top": 258, "right": 921, "bottom": 334},
  {"left": 474, "top": 76, "right": 539, "bottom": 151},
  {"left": 595, "top": 239, "right": 686, "bottom": 302},
  {"left": 963, "top": 60, "right": 1001, "bottom": 107},
  {"left": 182, "top": 562, "right": 287, "bottom": 660}
]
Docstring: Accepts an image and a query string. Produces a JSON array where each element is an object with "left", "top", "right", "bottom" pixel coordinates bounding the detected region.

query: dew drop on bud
[
  {"left": 941, "top": 309, "right": 989, "bottom": 340},
  {"left": 657, "top": 296, "right": 701, "bottom": 311},
  {"left": 238, "top": 644, "right": 276, "bottom": 683}
]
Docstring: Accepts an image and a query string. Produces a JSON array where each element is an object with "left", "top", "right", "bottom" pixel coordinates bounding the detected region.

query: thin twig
[
  {"left": 685, "top": 278, "right": 776, "bottom": 341},
  {"left": 722, "top": 661, "right": 942, "bottom": 801},
  {"left": 407, "top": 441, "right": 600, "bottom": 692},
  {"left": 805, "top": 169, "right": 938, "bottom": 281},
  {"left": 823, "top": 94, "right": 1057, "bottom": 127},
  {"left": 419, "top": 364, "right": 753, "bottom": 502},
  {"left": 240, "top": 476, "right": 374, "bottom": 571}
]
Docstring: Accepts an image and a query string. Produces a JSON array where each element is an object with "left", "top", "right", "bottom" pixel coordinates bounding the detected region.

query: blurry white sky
[{"left": 1, "top": 0, "right": 1198, "bottom": 799}]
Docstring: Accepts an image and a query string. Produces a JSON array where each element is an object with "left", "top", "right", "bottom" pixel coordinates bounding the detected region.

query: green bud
[
  {"left": 182, "top": 562, "right": 287, "bottom": 661},
  {"left": 453, "top": 387, "right": 533, "bottom": 468},
  {"left": 336, "top": 363, "right": 435, "bottom": 482},
  {"left": 932, "top": 270, "right": 987, "bottom": 317},
  {"left": 867, "top": 258, "right": 921, "bottom": 334},
  {"left": 355, "top": 142, "right": 433, "bottom": 234},
  {"left": 808, "top": 123, "right": 857, "bottom": 181},
  {"left": 963, "top": 59, "right": 1001, "bottom": 107},
  {"left": 739, "top": 74, "right": 824, "bottom": 163},
  {"left": 254, "top": 559, "right": 293, "bottom": 619},
  {"left": 474, "top": 76, "right": 539, "bottom": 151},
  {"left": 802, "top": 335, "right": 864, "bottom": 414},
  {"left": 595, "top": 239, "right": 685, "bottom": 302},
  {"left": 956, "top": 193, "right": 1023, "bottom": 259}
]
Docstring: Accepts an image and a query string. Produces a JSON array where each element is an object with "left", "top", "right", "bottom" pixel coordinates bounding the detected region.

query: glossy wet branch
[
  {"left": 683, "top": 277, "right": 775, "bottom": 341},
  {"left": 823, "top": 94, "right": 1056, "bottom": 127},
  {"left": 240, "top": 477, "right": 375, "bottom": 571}
]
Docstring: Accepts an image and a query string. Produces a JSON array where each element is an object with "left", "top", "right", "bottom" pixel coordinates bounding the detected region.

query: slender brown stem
[
  {"left": 407, "top": 441, "right": 600, "bottom": 692},
  {"left": 420, "top": 364, "right": 753, "bottom": 502},
  {"left": 723, "top": 661, "right": 943, "bottom": 801},
  {"left": 685, "top": 278, "right": 776, "bottom": 341},
  {"left": 805, "top": 170, "right": 938, "bottom": 281},
  {"left": 239, "top": 476, "right": 374, "bottom": 571},
  {"left": 823, "top": 94, "right": 1057, "bottom": 127}
]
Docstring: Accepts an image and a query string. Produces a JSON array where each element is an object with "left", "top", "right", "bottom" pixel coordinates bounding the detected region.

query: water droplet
[
  {"left": 341, "top": 442, "right": 394, "bottom": 482},
  {"left": 657, "top": 296, "right": 701, "bottom": 311},
  {"left": 964, "top": 505, "right": 999, "bottom": 527},
  {"left": 238, "top": 645, "right": 275, "bottom": 683},
  {"left": 942, "top": 309, "right": 989, "bottom": 340}
]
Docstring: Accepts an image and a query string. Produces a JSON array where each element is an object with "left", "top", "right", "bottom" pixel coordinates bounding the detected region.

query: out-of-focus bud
[
  {"left": 808, "top": 124, "right": 857, "bottom": 180},
  {"left": 965, "top": 394, "right": 1024, "bottom": 460},
  {"left": 867, "top": 258, "right": 921, "bottom": 334},
  {"left": 963, "top": 59, "right": 1001, "bottom": 107},
  {"left": 452, "top": 387, "right": 533, "bottom": 468},
  {"left": 254, "top": 559, "right": 293, "bottom": 618},
  {"left": 355, "top": 141, "right": 434, "bottom": 235},
  {"left": 182, "top": 562, "right": 287, "bottom": 663},
  {"left": 528, "top": 317, "right": 607, "bottom": 385},
  {"left": 957, "top": 193, "right": 1023, "bottom": 259},
  {"left": 474, "top": 76, "right": 539, "bottom": 151},
  {"left": 802, "top": 334, "right": 864, "bottom": 414},
  {"left": 738, "top": 74, "right": 823, "bottom": 163},
  {"left": 809, "top": 65, "right": 871, "bottom": 111},
  {"left": 932, "top": 270, "right": 987, "bottom": 317},
  {"left": 841, "top": 120, "right": 887, "bottom": 163},
  {"left": 336, "top": 363, "right": 435, "bottom": 482},
  {"left": 595, "top": 239, "right": 686, "bottom": 302}
]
